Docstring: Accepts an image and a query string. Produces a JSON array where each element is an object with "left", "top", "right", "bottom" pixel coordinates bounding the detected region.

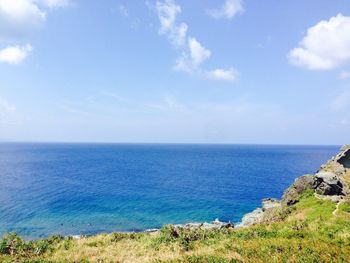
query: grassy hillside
[{"left": 1, "top": 189, "right": 350, "bottom": 263}]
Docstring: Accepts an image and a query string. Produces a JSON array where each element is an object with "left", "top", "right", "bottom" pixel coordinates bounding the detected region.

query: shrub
[
  {"left": 0, "top": 233, "right": 26, "bottom": 255},
  {"left": 62, "top": 237, "right": 73, "bottom": 250},
  {"left": 155, "top": 225, "right": 226, "bottom": 251},
  {"left": 110, "top": 232, "right": 140, "bottom": 242}
]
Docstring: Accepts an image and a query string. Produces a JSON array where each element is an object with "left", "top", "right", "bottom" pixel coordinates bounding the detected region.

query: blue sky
[{"left": 0, "top": 0, "right": 350, "bottom": 144}]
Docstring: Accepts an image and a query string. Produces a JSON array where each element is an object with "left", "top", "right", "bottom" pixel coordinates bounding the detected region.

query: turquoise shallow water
[{"left": 0, "top": 143, "right": 339, "bottom": 239}]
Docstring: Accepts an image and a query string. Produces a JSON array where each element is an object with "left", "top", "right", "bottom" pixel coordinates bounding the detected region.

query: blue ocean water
[{"left": 0, "top": 143, "right": 339, "bottom": 239}]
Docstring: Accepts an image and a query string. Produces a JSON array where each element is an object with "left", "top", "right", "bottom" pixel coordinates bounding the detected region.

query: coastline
[
  {"left": 51, "top": 145, "right": 350, "bottom": 240},
  {"left": 1, "top": 145, "right": 350, "bottom": 262}
]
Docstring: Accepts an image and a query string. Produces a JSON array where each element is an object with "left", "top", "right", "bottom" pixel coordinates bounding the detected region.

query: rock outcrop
[
  {"left": 239, "top": 198, "right": 280, "bottom": 227},
  {"left": 314, "top": 171, "right": 345, "bottom": 195},
  {"left": 282, "top": 175, "right": 315, "bottom": 205},
  {"left": 282, "top": 145, "right": 350, "bottom": 202},
  {"left": 337, "top": 145, "right": 350, "bottom": 168},
  {"left": 314, "top": 145, "right": 350, "bottom": 196},
  {"left": 173, "top": 219, "right": 234, "bottom": 230},
  {"left": 239, "top": 145, "right": 350, "bottom": 227}
]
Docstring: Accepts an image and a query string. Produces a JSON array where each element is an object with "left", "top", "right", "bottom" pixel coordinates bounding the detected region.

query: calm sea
[{"left": 0, "top": 143, "right": 339, "bottom": 239}]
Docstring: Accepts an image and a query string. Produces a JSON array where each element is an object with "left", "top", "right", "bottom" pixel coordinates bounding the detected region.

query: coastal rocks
[
  {"left": 239, "top": 208, "right": 264, "bottom": 227},
  {"left": 338, "top": 146, "right": 350, "bottom": 168},
  {"left": 341, "top": 145, "right": 350, "bottom": 152},
  {"left": 239, "top": 198, "right": 280, "bottom": 227},
  {"left": 144, "top": 228, "right": 159, "bottom": 233},
  {"left": 282, "top": 175, "right": 315, "bottom": 205},
  {"left": 314, "top": 145, "right": 350, "bottom": 196},
  {"left": 262, "top": 198, "right": 280, "bottom": 210},
  {"left": 238, "top": 145, "right": 350, "bottom": 227},
  {"left": 314, "top": 171, "right": 345, "bottom": 196},
  {"left": 173, "top": 219, "right": 234, "bottom": 230},
  {"left": 282, "top": 148, "right": 349, "bottom": 204},
  {"left": 320, "top": 145, "right": 350, "bottom": 173},
  {"left": 282, "top": 145, "right": 350, "bottom": 202}
]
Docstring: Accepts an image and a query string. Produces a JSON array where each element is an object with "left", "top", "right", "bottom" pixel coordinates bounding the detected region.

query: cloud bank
[
  {"left": 155, "top": 0, "right": 239, "bottom": 82},
  {"left": 289, "top": 14, "right": 350, "bottom": 70},
  {"left": 0, "top": 0, "right": 70, "bottom": 65}
]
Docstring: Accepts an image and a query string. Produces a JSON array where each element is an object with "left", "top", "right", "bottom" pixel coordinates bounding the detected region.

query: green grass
[
  {"left": 294, "top": 189, "right": 336, "bottom": 221},
  {"left": 339, "top": 202, "right": 350, "bottom": 213}
]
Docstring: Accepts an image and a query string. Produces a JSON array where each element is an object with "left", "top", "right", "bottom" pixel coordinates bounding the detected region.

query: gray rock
[
  {"left": 314, "top": 171, "right": 344, "bottom": 196},
  {"left": 238, "top": 145, "right": 350, "bottom": 228},
  {"left": 262, "top": 198, "right": 280, "bottom": 210},
  {"left": 240, "top": 208, "right": 264, "bottom": 227},
  {"left": 239, "top": 199, "right": 281, "bottom": 227},
  {"left": 282, "top": 175, "right": 315, "bottom": 205},
  {"left": 340, "top": 145, "right": 350, "bottom": 152},
  {"left": 144, "top": 228, "right": 159, "bottom": 233},
  {"left": 333, "top": 164, "right": 346, "bottom": 176},
  {"left": 337, "top": 148, "right": 350, "bottom": 169},
  {"left": 174, "top": 219, "right": 233, "bottom": 230}
]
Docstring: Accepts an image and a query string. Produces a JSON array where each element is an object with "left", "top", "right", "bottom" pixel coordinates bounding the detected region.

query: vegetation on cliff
[{"left": 1, "top": 146, "right": 350, "bottom": 263}]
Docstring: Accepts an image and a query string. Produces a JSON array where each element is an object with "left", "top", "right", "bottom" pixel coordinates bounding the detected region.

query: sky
[{"left": 0, "top": 0, "right": 350, "bottom": 145}]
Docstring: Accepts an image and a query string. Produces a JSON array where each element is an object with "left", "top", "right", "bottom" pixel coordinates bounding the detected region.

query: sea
[{"left": 0, "top": 143, "right": 339, "bottom": 239}]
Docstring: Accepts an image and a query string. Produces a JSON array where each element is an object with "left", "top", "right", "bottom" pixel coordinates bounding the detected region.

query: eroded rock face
[
  {"left": 240, "top": 208, "right": 264, "bottom": 227},
  {"left": 239, "top": 145, "right": 350, "bottom": 226},
  {"left": 314, "top": 171, "right": 345, "bottom": 196},
  {"left": 313, "top": 145, "right": 350, "bottom": 196},
  {"left": 239, "top": 198, "right": 281, "bottom": 227},
  {"left": 282, "top": 175, "right": 315, "bottom": 205},
  {"left": 338, "top": 147, "right": 350, "bottom": 169}
]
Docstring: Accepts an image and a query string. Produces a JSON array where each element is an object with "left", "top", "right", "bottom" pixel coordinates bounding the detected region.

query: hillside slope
[{"left": 1, "top": 146, "right": 350, "bottom": 262}]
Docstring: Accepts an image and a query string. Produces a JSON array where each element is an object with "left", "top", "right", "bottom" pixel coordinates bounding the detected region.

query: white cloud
[
  {"left": 206, "top": 68, "right": 239, "bottom": 82},
  {"left": 154, "top": 0, "right": 238, "bottom": 83},
  {"left": 339, "top": 70, "right": 350, "bottom": 79},
  {"left": 175, "top": 37, "right": 211, "bottom": 72},
  {"left": 289, "top": 14, "right": 350, "bottom": 70},
  {"left": 188, "top": 37, "right": 211, "bottom": 66},
  {"left": 37, "top": 0, "right": 70, "bottom": 8},
  {"left": 0, "top": 0, "right": 70, "bottom": 65},
  {"left": 0, "top": 0, "right": 46, "bottom": 41},
  {"left": 208, "top": 0, "right": 244, "bottom": 20},
  {"left": 0, "top": 44, "right": 32, "bottom": 64},
  {"left": 156, "top": 0, "right": 187, "bottom": 47}
]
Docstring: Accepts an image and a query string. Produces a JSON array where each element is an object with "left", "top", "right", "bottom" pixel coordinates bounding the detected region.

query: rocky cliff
[{"left": 240, "top": 145, "right": 350, "bottom": 227}]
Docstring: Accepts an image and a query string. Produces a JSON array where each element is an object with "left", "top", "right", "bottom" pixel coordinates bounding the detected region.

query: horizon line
[{"left": 0, "top": 141, "right": 343, "bottom": 147}]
